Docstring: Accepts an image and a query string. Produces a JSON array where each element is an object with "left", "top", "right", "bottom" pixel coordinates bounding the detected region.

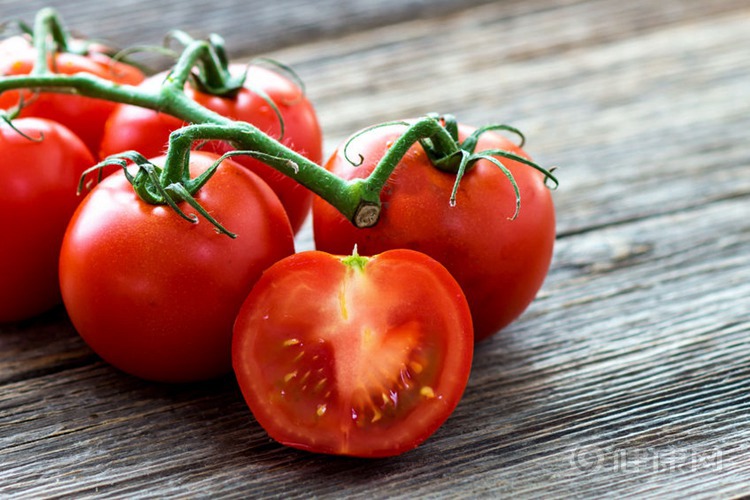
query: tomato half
[
  {"left": 99, "top": 64, "right": 323, "bottom": 233},
  {"left": 0, "top": 35, "right": 144, "bottom": 157},
  {"left": 59, "top": 151, "right": 295, "bottom": 382},
  {"left": 313, "top": 122, "right": 556, "bottom": 341},
  {"left": 0, "top": 117, "right": 95, "bottom": 323},
  {"left": 232, "top": 249, "right": 473, "bottom": 457}
]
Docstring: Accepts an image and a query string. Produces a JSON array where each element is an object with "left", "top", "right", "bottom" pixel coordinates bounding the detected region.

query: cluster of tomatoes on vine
[{"left": 0, "top": 8, "right": 557, "bottom": 458}]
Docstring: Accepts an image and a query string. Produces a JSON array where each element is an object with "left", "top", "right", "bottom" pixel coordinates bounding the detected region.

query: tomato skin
[
  {"left": 59, "top": 151, "right": 295, "bottom": 382},
  {"left": 233, "top": 249, "right": 473, "bottom": 457},
  {"left": 0, "top": 118, "right": 95, "bottom": 323},
  {"left": 313, "top": 123, "right": 556, "bottom": 341},
  {"left": 99, "top": 64, "right": 323, "bottom": 233},
  {"left": 0, "top": 36, "right": 145, "bottom": 157}
]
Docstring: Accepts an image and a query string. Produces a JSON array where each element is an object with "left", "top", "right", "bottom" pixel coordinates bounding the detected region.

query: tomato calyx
[
  {"left": 421, "top": 113, "right": 559, "bottom": 218},
  {"left": 165, "top": 30, "right": 246, "bottom": 98},
  {"left": 164, "top": 30, "right": 297, "bottom": 141},
  {"left": 340, "top": 245, "right": 368, "bottom": 271},
  {"left": 344, "top": 113, "right": 558, "bottom": 222},
  {"left": 86, "top": 150, "right": 232, "bottom": 234},
  {"left": 85, "top": 120, "right": 303, "bottom": 237},
  {"left": 82, "top": 150, "right": 242, "bottom": 237}
]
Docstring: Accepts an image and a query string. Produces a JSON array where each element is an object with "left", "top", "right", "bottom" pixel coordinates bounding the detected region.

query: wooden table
[{"left": 2, "top": 0, "right": 749, "bottom": 497}]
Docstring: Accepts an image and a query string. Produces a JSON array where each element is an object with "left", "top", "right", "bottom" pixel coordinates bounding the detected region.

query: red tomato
[
  {"left": 0, "top": 35, "right": 145, "bottom": 157},
  {"left": 0, "top": 117, "right": 95, "bottom": 323},
  {"left": 313, "top": 122, "right": 556, "bottom": 341},
  {"left": 233, "top": 249, "right": 473, "bottom": 457},
  {"left": 59, "top": 151, "right": 295, "bottom": 382},
  {"left": 99, "top": 64, "right": 323, "bottom": 233}
]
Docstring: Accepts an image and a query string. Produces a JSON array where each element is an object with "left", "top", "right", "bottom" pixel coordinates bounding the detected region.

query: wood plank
[
  {"left": 2, "top": 0, "right": 499, "bottom": 63},
  {"left": 1, "top": 0, "right": 749, "bottom": 496},
  {"left": 1, "top": 195, "right": 748, "bottom": 497},
  {"left": 267, "top": 0, "right": 750, "bottom": 233}
]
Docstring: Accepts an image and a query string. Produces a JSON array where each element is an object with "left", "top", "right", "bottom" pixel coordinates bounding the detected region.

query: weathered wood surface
[{"left": 2, "top": 0, "right": 750, "bottom": 497}]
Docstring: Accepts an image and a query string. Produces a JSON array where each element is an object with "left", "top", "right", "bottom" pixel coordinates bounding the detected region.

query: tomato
[
  {"left": 0, "top": 35, "right": 145, "bottom": 157},
  {"left": 59, "top": 151, "right": 295, "bottom": 382},
  {"left": 0, "top": 117, "right": 95, "bottom": 323},
  {"left": 99, "top": 64, "right": 323, "bottom": 233},
  {"left": 312, "top": 122, "right": 556, "bottom": 341},
  {"left": 232, "top": 249, "right": 473, "bottom": 457}
]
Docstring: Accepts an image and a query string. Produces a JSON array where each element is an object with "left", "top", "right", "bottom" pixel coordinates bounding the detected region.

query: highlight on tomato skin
[{"left": 232, "top": 249, "right": 474, "bottom": 458}]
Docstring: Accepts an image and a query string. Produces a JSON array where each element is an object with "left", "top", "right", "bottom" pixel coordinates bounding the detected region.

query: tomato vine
[{"left": 1, "top": 7, "right": 557, "bottom": 236}]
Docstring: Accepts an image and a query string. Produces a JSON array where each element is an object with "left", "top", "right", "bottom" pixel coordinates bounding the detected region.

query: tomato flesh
[{"left": 233, "top": 249, "right": 473, "bottom": 457}]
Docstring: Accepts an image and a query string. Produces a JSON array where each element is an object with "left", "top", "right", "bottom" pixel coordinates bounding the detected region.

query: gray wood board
[{"left": 1, "top": 0, "right": 749, "bottom": 497}]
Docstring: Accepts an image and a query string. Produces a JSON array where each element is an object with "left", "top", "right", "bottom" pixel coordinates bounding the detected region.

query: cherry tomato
[
  {"left": 59, "top": 151, "right": 295, "bottom": 382},
  {"left": 0, "top": 117, "right": 95, "bottom": 323},
  {"left": 99, "top": 64, "right": 323, "bottom": 233},
  {"left": 313, "top": 122, "right": 556, "bottom": 341},
  {"left": 233, "top": 249, "right": 473, "bottom": 457},
  {"left": 0, "top": 35, "right": 145, "bottom": 157}
]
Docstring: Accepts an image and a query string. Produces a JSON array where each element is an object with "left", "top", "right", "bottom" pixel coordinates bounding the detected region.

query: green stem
[
  {"left": 364, "top": 116, "right": 460, "bottom": 198},
  {"left": 31, "top": 8, "right": 70, "bottom": 75},
  {"left": 162, "top": 32, "right": 245, "bottom": 97},
  {"left": 4, "top": 8, "right": 555, "bottom": 233},
  {"left": 0, "top": 66, "right": 374, "bottom": 222}
]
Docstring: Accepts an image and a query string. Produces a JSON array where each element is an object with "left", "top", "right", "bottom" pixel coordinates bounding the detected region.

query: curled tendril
[
  {"left": 0, "top": 19, "right": 33, "bottom": 36},
  {"left": 0, "top": 111, "right": 44, "bottom": 142},
  {"left": 472, "top": 153, "right": 522, "bottom": 220},
  {"left": 78, "top": 150, "right": 237, "bottom": 237},
  {"left": 107, "top": 44, "right": 176, "bottom": 75},
  {"left": 544, "top": 166, "right": 559, "bottom": 189},
  {"left": 448, "top": 150, "right": 471, "bottom": 207},
  {"left": 240, "top": 62, "right": 286, "bottom": 140},
  {"left": 77, "top": 150, "right": 148, "bottom": 195},
  {"left": 250, "top": 57, "right": 307, "bottom": 96},
  {"left": 461, "top": 124, "right": 526, "bottom": 153},
  {"left": 343, "top": 120, "right": 411, "bottom": 167},
  {"left": 477, "top": 148, "right": 559, "bottom": 190},
  {"left": 446, "top": 147, "right": 558, "bottom": 220},
  {"left": 241, "top": 56, "right": 315, "bottom": 142},
  {"left": 163, "top": 29, "right": 195, "bottom": 50},
  {"left": 214, "top": 149, "right": 300, "bottom": 175}
]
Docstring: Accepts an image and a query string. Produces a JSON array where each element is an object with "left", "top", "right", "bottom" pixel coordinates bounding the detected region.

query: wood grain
[{"left": 2, "top": 0, "right": 750, "bottom": 497}]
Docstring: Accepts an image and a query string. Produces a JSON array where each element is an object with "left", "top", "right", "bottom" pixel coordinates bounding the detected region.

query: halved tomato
[{"left": 232, "top": 249, "right": 473, "bottom": 457}]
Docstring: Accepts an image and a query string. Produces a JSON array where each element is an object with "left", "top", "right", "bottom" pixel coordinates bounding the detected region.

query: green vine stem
[{"left": 2, "top": 8, "right": 557, "bottom": 236}]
